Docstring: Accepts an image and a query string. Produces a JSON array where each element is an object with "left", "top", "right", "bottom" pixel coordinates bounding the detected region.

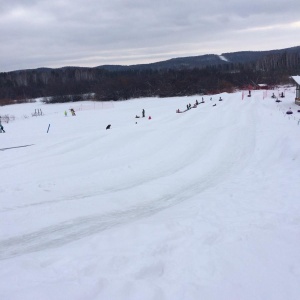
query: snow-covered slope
[
  {"left": 219, "top": 55, "right": 229, "bottom": 62},
  {"left": 0, "top": 89, "right": 300, "bottom": 300}
]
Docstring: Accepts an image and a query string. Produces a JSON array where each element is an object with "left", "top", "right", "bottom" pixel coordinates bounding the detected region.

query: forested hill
[
  {"left": 97, "top": 46, "right": 300, "bottom": 71},
  {"left": 1, "top": 46, "right": 300, "bottom": 105}
]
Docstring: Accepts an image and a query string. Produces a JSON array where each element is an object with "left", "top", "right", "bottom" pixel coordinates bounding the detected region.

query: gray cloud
[{"left": 1, "top": 0, "right": 300, "bottom": 71}]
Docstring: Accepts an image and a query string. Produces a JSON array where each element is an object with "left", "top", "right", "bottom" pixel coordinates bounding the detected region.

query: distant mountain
[
  {"left": 222, "top": 46, "right": 300, "bottom": 63},
  {"left": 95, "top": 46, "right": 300, "bottom": 71},
  {"left": 96, "top": 54, "right": 227, "bottom": 71}
]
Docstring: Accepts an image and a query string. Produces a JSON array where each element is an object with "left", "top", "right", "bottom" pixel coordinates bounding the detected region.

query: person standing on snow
[{"left": 142, "top": 109, "right": 145, "bottom": 118}]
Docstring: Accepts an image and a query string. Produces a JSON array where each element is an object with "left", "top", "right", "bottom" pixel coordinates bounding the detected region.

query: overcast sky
[{"left": 1, "top": 0, "right": 300, "bottom": 72}]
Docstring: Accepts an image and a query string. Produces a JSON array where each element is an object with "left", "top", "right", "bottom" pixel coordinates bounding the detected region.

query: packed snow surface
[{"left": 0, "top": 89, "right": 300, "bottom": 300}]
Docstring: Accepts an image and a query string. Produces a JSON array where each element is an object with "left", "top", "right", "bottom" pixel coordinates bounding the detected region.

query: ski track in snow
[{"left": 0, "top": 95, "right": 260, "bottom": 260}]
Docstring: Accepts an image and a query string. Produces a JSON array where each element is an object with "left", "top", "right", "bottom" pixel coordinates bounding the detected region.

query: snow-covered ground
[{"left": 0, "top": 89, "right": 300, "bottom": 300}]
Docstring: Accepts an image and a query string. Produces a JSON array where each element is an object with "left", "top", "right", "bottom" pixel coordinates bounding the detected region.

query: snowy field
[{"left": 0, "top": 89, "right": 300, "bottom": 300}]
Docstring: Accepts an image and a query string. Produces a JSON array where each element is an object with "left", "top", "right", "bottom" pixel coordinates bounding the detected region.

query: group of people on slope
[
  {"left": 177, "top": 98, "right": 205, "bottom": 113},
  {"left": 64, "top": 108, "right": 76, "bottom": 116}
]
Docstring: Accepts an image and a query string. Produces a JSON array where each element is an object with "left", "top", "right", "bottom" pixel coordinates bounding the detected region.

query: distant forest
[{"left": 0, "top": 46, "right": 300, "bottom": 105}]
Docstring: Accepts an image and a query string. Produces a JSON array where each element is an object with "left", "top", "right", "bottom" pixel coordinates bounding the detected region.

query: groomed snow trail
[
  {"left": 0, "top": 93, "right": 258, "bottom": 259},
  {"left": 1, "top": 90, "right": 300, "bottom": 300}
]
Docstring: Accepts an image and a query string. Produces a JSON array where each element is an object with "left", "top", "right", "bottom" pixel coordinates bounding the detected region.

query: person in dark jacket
[
  {"left": 142, "top": 109, "right": 145, "bottom": 118},
  {"left": 0, "top": 124, "right": 5, "bottom": 133}
]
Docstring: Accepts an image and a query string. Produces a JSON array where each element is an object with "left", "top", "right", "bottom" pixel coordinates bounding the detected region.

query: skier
[
  {"left": 142, "top": 109, "right": 145, "bottom": 118},
  {"left": 0, "top": 124, "right": 5, "bottom": 133}
]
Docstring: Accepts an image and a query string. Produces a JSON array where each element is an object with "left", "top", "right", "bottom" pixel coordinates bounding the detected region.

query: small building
[
  {"left": 291, "top": 76, "right": 300, "bottom": 105},
  {"left": 257, "top": 83, "right": 269, "bottom": 89}
]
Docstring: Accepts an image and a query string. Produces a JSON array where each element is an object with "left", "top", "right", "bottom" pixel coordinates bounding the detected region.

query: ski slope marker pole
[{"left": 47, "top": 124, "right": 51, "bottom": 133}]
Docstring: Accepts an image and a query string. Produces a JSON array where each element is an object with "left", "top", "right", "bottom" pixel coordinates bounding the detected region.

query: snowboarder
[
  {"left": 196, "top": 100, "right": 199, "bottom": 105},
  {"left": 142, "top": 109, "right": 145, "bottom": 118},
  {"left": 64, "top": 111, "right": 67, "bottom": 117},
  {"left": 0, "top": 124, "right": 5, "bottom": 133},
  {"left": 106, "top": 124, "right": 111, "bottom": 130},
  {"left": 70, "top": 108, "right": 76, "bottom": 116}
]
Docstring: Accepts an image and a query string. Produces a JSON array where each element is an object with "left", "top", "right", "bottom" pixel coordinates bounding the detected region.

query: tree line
[{"left": 0, "top": 51, "right": 299, "bottom": 105}]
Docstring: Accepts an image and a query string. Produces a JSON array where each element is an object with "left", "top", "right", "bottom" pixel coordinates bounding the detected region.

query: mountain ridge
[
  {"left": 3, "top": 45, "right": 300, "bottom": 74},
  {"left": 95, "top": 45, "right": 300, "bottom": 71}
]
